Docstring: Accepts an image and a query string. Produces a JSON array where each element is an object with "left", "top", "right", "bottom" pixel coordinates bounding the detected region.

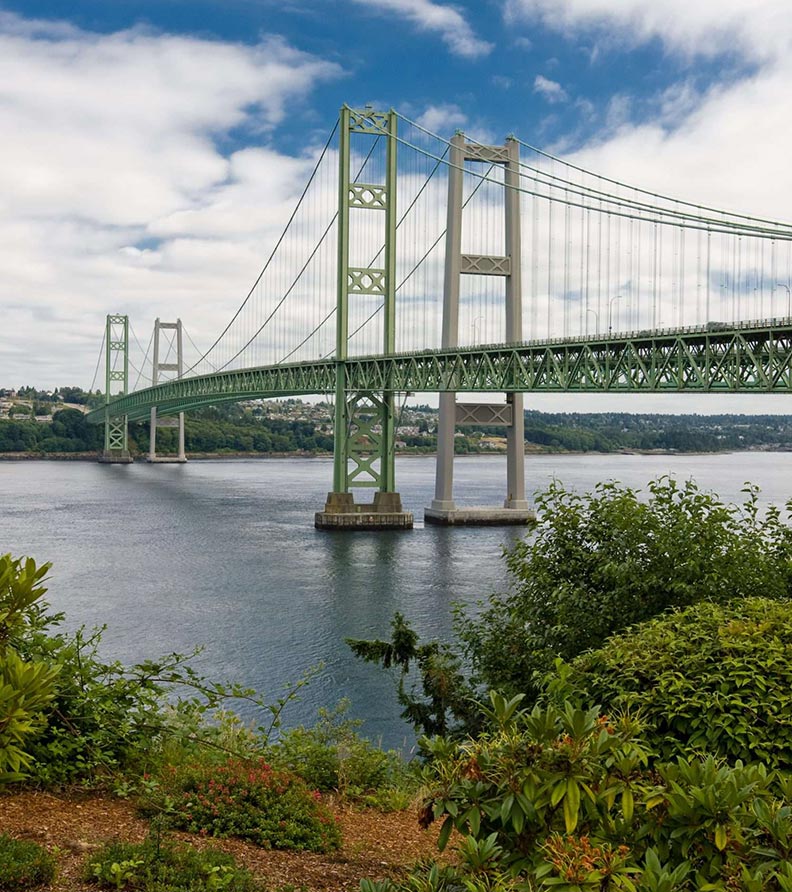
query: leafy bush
[
  {"left": 86, "top": 835, "right": 259, "bottom": 891},
  {"left": 22, "top": 628, "right": 180, "bottom": 786},
  {"left": 268, "top": 700, "right": 414, "bottom": 804},
  {"left": 7, "top": 552, "right": 317, "bottom": 787},
  {"left": 0, "top": 834, "right": 56, "bottom": 890},
  {"left": 350, "top": 479, "right": 792, "bottom": 739},
  {"left": 419, "top": 693, "right": 651, "bottom": 859},
  {"left": 0, "top": 555, "right": 60, "bottom": 784},
  {"left": 155, "top": 756, "right": 341, "bottom": 852},
  {"left": 2, "top": 552, "right": 178, "bottom": 785},
  {"left": 560, "top": 597, "right": 792, "bottom": 769},
  {"left": 393, "top": 692, "right": 792, "bottom": 891},
  {"left": 457, "top": 477, "right": 792, "bottom": 703}
]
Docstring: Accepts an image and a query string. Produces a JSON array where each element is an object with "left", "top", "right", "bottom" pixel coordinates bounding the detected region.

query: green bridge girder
[{"left": 87, "top": 319, "right": 792, "bottom": 425}]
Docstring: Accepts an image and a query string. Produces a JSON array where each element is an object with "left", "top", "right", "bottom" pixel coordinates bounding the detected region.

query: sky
[{"left": 3, "top": 0, "right": 792, "bottom": 413}]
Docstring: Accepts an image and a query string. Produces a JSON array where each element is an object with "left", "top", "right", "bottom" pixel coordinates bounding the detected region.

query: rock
[{"left": 64, "top": 839, "right": 100, "bottom": 854}]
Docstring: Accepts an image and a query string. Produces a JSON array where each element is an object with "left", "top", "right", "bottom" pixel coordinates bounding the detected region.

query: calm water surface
[{"left": 1, "top": 452, "right": 789, "bottom": 747}]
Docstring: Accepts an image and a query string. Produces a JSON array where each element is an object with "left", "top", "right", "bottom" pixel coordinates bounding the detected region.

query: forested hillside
[{"left": 3, "top": 398, "right": 792, "bottom": 455}]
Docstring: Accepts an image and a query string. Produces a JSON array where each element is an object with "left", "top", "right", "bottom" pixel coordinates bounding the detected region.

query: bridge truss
[{"left": 89, "top": 317, "right": 792, "bottom": 424}]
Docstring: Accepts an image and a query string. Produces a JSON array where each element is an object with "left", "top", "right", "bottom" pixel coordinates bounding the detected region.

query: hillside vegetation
[{"left": 4, "top": 396, "right": 792, "bottom": 455}]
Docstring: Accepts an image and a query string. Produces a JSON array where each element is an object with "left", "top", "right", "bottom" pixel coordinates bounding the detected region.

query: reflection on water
[{"left": 1, "top": 452, "right": 791, "bottom": 747}]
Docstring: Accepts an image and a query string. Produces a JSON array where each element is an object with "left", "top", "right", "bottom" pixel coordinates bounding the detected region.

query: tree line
[
  {"left": 4, "top": 396, "right": 792, "bottom": 455},
  {"left": 0, "top": 408, "right": 333, "bottom": 455}
]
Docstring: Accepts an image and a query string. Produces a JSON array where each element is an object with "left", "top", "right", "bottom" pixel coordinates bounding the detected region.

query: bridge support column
[
  {"left": 425, "top": 134, "right": 533, "bottom": 526},
  {"left": 99, "top": 314, "right": 133, "bottom": 464},
  {"left": 147, "top": 318, "right": 187, "bottom": 463},
  {"left": 316, "top": 105, "right": 412, "bottom": 531},
  {"left": 431, "top": 392, "right": 457, "bottom": 510},
  {"left": 505, "top": 393, "right": 528, "bottom": 509},
  {"left": 503, "top": 138, "right": 529, "bottom": 511}
]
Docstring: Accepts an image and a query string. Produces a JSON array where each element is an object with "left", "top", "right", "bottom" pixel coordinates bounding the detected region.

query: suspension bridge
[{"left": 86, "top": 105, "right": 792, "bottom": 530}]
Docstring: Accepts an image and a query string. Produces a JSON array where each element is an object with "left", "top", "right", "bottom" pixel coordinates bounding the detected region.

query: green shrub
[
  {"left": 395, "top": 692, "right": 792, "bottom": 891},
  {"left": 85, "top": 835, "right": 259, "bottom": 891},
  {"left": 269, "top": 700, "right": 414, "bottom": 803},
  {"left": 0, "top": 555, "right": 60, "bottom": 784},
  {"left": 560, "top": 597, "right": 792, "bottom": 769},
  {"left": 351, "top": 479, "right": 792, "bottom": 739},
  {"left": 156, "top": 756, "right": 341, "bottom": 852},
  {"left": 26, "top": 638, "right": 319, "bottom": 787},
  {"left": 0, "top": 834, "right": 56, "bottom": 890},
  {"left": 18, "top": 622, "right": 205, "bottom": 786},
  {"left": 459, "top": 478, "right": 792, "bottom": 704},
  {"left": 419, "top": 693, "right": 652, "bottom": 860},
  {"left": 1, "top": 552, "right": 177, "bottom": 785},
  {"left": 6, "top": 552, "right": 318, "bottom": 788}
]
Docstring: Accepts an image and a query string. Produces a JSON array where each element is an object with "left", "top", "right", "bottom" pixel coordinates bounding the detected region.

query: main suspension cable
[
  {"left": 394, "top": 114, "right": 792, "bottom": 240},
  {"left": 181, "top": 119, "right": 340, "bottom": 376},
  {"left": 216, "top": 133, "right": 384, "bottom": 372},
  {"left": 400, "top": 112, "right": 792, "bottom": 232},
  {"left": 326, "top": 160, "right": 497, "bottom": 355},
  {"left": 89, "top": 329, "right": 106, "bottom": 394}
]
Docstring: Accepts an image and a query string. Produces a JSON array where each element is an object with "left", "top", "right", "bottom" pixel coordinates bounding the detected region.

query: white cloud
[
  {"left": 494, "top": 0, "right": 792, "bottom": 419},
  {"left": 0, "top": 13, "right": 340, "bottom": 385},
  {"left": 505, "top": 0, "right": 792, "bottom": 62},
  {"left": 350, "top": 0, "right": 492, "bottom": 58},
  {"left": 416, "top": 103, "right": 468, "bottom": 133},
  {"left": 566, "top": 62, "right": 792, "bottom": 220},
  {"left": 533, "top": 74, "right": 568, "bottom": 103},
  {"left": 508, "top": 3, "right": 792, "bottom": 222}
]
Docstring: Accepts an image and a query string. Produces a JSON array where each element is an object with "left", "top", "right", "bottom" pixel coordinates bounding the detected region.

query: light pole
[
  {"left": 608, "top": 295, "right": 622, "bottom": 336},
  {"left": 471, "top": 315, "right": 484, "bottom": 343},
  {"left": 586, "top": 308, "right": 599, "bottom": 334},
  {"left": 776, "top": 283, "right": 791, "bottom": 318}
]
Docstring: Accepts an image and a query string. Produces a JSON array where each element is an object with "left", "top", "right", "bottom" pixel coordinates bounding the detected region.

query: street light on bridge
[
  {"left": 586, "top": 297, "right": 623, "bottom": 336},
  {"left": 608, "top": 295, "right": 623, "bottom": 336}
]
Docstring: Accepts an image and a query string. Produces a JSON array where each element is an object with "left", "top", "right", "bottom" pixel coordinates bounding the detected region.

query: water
[{"left": 1, "top": 452, "right": 790, "bottom": 748}]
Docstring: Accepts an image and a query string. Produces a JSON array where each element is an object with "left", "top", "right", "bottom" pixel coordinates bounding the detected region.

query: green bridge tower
[
  {"left": 315, "top": 106, "right": 413, "bottom": 530},
  {"left": 99, "top": 314, "right": 133, "bottom": 464}
]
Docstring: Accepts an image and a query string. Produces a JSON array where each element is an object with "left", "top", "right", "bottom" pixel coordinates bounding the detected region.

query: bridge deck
[{"left": 87, "top": 318, "right": 792, "bottom": 424}]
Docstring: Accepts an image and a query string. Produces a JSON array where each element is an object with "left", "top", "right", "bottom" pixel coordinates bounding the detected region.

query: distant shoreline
[
  {"left": 2, "top": 447, "right": 791, "bottom": 462},
  {"left": 0, "top": 451, "right": 329, "bottom": 462}
]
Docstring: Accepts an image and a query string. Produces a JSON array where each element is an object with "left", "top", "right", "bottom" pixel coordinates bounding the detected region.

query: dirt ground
[{"left": 0, "top": 790, "right": 445, "bottom": 891}]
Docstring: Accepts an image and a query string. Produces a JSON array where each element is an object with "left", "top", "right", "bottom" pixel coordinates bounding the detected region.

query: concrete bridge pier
[
  {"left": 99, "top": 446, "right": 133, "bottom": 464},
  {"left": 148, "top": 412, "right": 186, "bottom": 463},
  {"left": 315, "top": 491, "right": 413, "bottom": 531},
  {"left": 425, "top": 393, "right": 533, "bottom": 526}
]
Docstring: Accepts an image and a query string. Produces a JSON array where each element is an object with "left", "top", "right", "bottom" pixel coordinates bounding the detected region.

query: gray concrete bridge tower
[
  {"left": 147, "top": 318, "right": 186, "bottom": 463},
  {"left": 425, "top": 134, "right": 534, "bottom": 526}
]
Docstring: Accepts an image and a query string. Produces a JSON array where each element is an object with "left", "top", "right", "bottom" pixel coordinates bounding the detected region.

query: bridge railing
[{"left": 357, "top": 315, "right": 792, "bottom": 364}]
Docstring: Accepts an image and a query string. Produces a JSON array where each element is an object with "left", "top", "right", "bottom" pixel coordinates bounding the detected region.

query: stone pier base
[
  {"left": 98, "top": 452, "right": 134, "bottom": 464},
  {"left": 424, "top": 504, "right": 535, "bottom": 526},
  {"left": 315, "top": 491, "right": 413, "bottom": 531},
  {"left": 146, "top": 456, "right": 188, "bottom": 464}
]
